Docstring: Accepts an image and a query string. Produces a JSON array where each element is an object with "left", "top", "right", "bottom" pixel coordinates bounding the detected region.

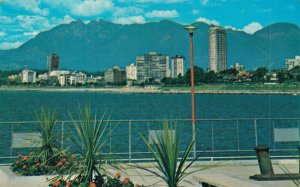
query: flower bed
[
  {"left": 48, "top": 173, "right": 143, "bottom": 187},
  {"left": 11, "top": 153, "right": 76, "bottom": 176}
]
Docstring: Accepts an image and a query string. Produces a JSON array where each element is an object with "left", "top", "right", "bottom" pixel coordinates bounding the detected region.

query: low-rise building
[
  {"left": 104, "top": 66, "right": 126, "bottom": 83},
  {"left": 49, "top": 70, "right": 87, "bottom": 86},
  {"left": 21, "top": 69, "right": 36, "bottom": 83},
  {"left": 171, "top": 55, "right": 185, "bottom": 78},
  {"left": 69, "top": 72, "right": 87, "bottom": 85},
  {"left": 37, "top": 73, "right": 48, "bottom": 81},
  {"left": 285, "top": 56, "right": 300, "bottom": 70},
  {"left": 126, "top": 63, "right": 137, "bottom": 80},
  {"left": 231, "top": 63, "right": 245, "bottom": 72},
  {"left": 86, "top": 76, "right": 104, "bottom": 84},
  {"left": 136, "top": 52, "right": 170, "bottom": 83}
]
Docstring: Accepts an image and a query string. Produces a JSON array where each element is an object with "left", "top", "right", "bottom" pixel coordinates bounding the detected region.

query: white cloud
[
  {"left": 201, "top": 0, "right": 209, "bottom": 6},
  {"left": 196, "top": 17, "right": 220, "bottom": 26},
  {"left": 192, "top": 9, "right": 199, "bottom": 15},
  {"left": 5, "top": 0, "right": 49, "bottom": 16},
  {"left": 113, "top": 6, "right": 144, "bottom": 17},
  {"left": 118, "top": 0, "right": 186, "bottom": 3},
  {"left": 145, "top": 10, "right": 179, "bottom": 18},
  {"left": 113, "top": 16, "right": 145, "bottom": 25},
  {"left": 71, "top": 0, "right": 114, "bottom": 16},
  {"left": 224, "top": 25, "right": 241, "bottom": 31},
  {"left": 23, "top": 31, "right": 39, "bottom": 36},
  {"left": 243, "top": 22, "right": 263, "bottom": 34},
  {"left": 0, "top": 16, "right": 15, "bottom": 24},
  {"left": 16, "top": 15, "right": 51, "bottom": 31},
  {"left": 0, "top": 41, "right": 23, "bottom": 50},
  {"left": 0, "top": 31, "right": 7, "bottom": 37}
]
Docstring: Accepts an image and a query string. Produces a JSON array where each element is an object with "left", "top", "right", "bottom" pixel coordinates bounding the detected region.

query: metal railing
[{"left": 0, "top": 118, "right": 300, "bottom": 163}]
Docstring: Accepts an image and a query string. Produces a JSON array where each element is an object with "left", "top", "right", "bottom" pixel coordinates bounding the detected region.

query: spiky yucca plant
[
  {"left": 34, "top": 107, "right": 61, "bottom": 165},
  {"left": 51, "top": 104, "right": 112, "bottom": 185},
  {"left": 140, "top": 121, "right": 202, "bottom": 187}
]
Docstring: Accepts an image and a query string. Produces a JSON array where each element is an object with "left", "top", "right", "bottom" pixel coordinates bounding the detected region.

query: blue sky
[{"left": 0, "top": 0, "right": 299, "bottom": 50}]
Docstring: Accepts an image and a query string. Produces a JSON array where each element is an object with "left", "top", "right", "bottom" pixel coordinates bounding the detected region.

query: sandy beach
[{"left": 0, "top": 87, "right": 299, "bottom": 95}]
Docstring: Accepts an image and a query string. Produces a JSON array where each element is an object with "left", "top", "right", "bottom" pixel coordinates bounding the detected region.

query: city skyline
[{"left": 0, "top": 0, "right": 300, "bottom": 50}]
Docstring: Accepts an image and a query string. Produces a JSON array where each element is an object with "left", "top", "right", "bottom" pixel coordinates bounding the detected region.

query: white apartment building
[
  {"left": 21, "top": 69, "right": 36, "bottom": 83},
  {"left": 126, "top": 63, "right": 137, "bottom": 80},
  {"left": 69, "top": 72, "right": 87, "bottom": 85},
  {"left": 171, "top": 55, "right": 185, "bottom": 78},
  {"left": 208, "top": 26, "right": 227, "bottom": 73},
  {"left": 285, "top": 56, "right": 300, "bottom": 70},
  {"left": 49, "top": 70, "right": 87, "bottom": 86}
]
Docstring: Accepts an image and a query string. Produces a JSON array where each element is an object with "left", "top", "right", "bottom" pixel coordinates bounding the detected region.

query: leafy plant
[
  {"left": 48, "top": 104, "right": 113, "bottom": 185},
  {"left": 140, "top": 121, "right": 202, "bottom": 187},
  {"left": 34, "top": 107, "right": 62, "bottom": 165},
  {"left": 11, "top": 107, "right": 70, "bottom": 175}
]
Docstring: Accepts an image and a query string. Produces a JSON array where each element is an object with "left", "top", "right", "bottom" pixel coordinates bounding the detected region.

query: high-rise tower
[
  {"left": 47, "top": 52, "right": 59, "bottom": 73},
  {"left": 208, "top": 26, "right": 227, "bottom": 73}
]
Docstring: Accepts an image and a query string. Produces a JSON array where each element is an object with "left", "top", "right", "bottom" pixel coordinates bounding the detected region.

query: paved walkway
[{"left": 1, "top": 160, "right": 299, "bottom": 187}]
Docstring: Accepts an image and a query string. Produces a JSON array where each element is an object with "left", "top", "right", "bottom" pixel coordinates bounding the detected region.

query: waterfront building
[
  {"left": 171, "top": 55, "right": 185, "bottom": 78},
  {"left": 49, "top": 70, "right": 71, "bottom": 77},
  {"left": 136, "top": 52, "right": 170, "bottom": 83},
  {"left": 86, "top": 76, "right": 104, "bottom": 84},
  {"left": 37, "top": 73, "right": 48, "bottom": 81},
  {"left": 285, "top": 56, "right": 300, "bottom": 70},
  {"left": 104, "top": 66, "right": 126, "bottom": 83},
  {"left": 208, "top": 26, "right": 227, "bottom": 73},
  {"left": 231, "top": 63, "right": 244, "bottom": 72},
  {"left": 126, "top": 63, "right": 137, "bottom": 80},
  {"left": 48, "top": 70, "right": 87, "bottom": 86},
  {"left": 69, "top": 72, "right": 87, "bottom": 85},
  {"left": 21, "top": 69, "right": 36, "bottom": 83},
  {"left": 47, "top": 52, "right": 59, "bottom": 74}
]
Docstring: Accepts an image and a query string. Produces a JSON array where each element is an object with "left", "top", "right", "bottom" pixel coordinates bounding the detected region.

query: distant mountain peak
[{"left": 0, "top": 20, "right": 299, "bottom": 71}]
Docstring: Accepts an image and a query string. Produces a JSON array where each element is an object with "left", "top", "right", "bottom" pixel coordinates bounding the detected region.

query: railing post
[
  {"left": 298, "top": 145, "right": 300, "bottom": 173},
  {"left": 129, "top": 121, "right": 132, "bottom": 163},
  {"left": 61, "top": 122, "right": 64, "bottom": 149},
  {"left": 193, "top": 120, "right": 196, "bottom": 159},
  {"left": 110, "top": 122, "right": 112, "bottom": 153},
  {"left": 254, "top": 119, "right": 258, "bottom": 146},
  {"left": 10, "top": 124, "right": 14, "bottom": 160},
  {"left": 211, "top": 122, "right": 214, "bottom": 158},
  {"left": 236, "top": 120, "right": 240, "bottom": 151}
]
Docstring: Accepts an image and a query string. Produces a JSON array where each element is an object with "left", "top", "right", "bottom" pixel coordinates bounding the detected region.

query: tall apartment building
[
  {"left": 285, "top": 56, "right": 300, "bottom": 70},
  {"left": 126, "top": 63, "right": 137, "bottom": 80},
  {"left": 104, "top": 66, "right": 126, "bottom": 83},
  {"left": 136, "top": 52, "right": 170, "bottom": 83},
  {"left": 21, "top": 69, "right": 36, "bottom": 83},
  {"left": 47, "top": 52, "right": 59, "bottom": 73},
  {"left": 208, "top": 26, "right": 227, "bottom": 73},
  {"left": 171, "top": 55, "right": 185, "bottom": 78}
]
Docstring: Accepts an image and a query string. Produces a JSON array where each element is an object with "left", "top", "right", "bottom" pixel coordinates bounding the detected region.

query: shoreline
[{"left": 0, "top": 87, "right": 299, "bottom": 95}]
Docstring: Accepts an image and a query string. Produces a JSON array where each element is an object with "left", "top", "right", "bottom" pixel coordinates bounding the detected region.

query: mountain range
[{"left": 0, "top": 20, "right": 299, "bottom": 71}]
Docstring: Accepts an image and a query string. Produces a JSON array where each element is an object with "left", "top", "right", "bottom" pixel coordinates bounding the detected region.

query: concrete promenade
[{"left": 1, "top": 159, "right": 299, "bottom": 187}]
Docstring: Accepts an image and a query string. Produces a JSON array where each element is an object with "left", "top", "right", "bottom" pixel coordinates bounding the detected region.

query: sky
[{"left": 0, "top": 0, "right": 299, "bottom": 50}]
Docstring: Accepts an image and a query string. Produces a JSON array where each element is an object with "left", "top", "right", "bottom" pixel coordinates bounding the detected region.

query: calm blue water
[
  {"left": 0, "top": 91, "right": 299, "bottom": 121},
  {"left": 0, "top": 91, "right": 299, "bottom": 162}
]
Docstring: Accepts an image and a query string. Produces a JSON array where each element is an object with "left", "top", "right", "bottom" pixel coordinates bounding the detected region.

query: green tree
[
  {"left": 185, "top": 66, "right": 204, "bottom": 85},
  {"left": 252, "top": 67, "right": 268, "bottom": 82},
  {"left": 205, "top": 70, "right": 217, "bottom": 83},
  {"left": 277, "top": 72, "right": 285, "bottom": 83}
]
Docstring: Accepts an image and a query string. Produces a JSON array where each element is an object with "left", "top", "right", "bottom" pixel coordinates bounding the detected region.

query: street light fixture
[{"left": 185, "top": 25, "right": 197, "bottom": 158}]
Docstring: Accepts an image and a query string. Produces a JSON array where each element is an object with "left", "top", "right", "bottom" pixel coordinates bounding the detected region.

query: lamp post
[{"left": 185, "top": 25, "right": 197, "bottom": 158}]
